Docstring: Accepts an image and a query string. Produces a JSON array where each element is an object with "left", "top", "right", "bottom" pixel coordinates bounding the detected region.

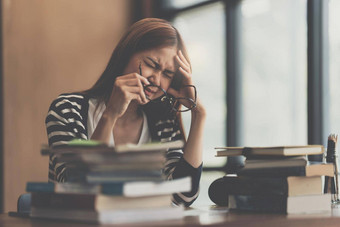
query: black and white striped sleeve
[
  {"left": 155, "top": 119, "right": 203, "bottom": 207},
  {"left": 45, "top": 93, "right": 89, "bottom": 182}
]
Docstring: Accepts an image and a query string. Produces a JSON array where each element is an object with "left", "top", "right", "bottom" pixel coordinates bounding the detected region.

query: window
[
  {"left": 172, "top": 2, "right": 226, "bottom": 167},
  {"left": 241, "top": 0, "right": 308, "bottom": 146},
  {"left": 157, "top": 0, "right": 330, "bottom": 169},
  {"left": 329, "top": 0, "right": 340, "bottom": 135},
  {"left": 162, "top": 0, "right": 210, "bottom": 9}
]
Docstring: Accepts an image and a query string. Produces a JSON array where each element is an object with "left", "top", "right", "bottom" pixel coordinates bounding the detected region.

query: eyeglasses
[
  {"left": 139, "top": 63, "right": 197, "bottom": 112},
  {"left": 144, "top": 84, "right": 197, "bottom": 112}
]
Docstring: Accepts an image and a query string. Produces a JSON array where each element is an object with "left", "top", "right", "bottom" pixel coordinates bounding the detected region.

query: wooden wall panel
[{"left": 2, "top": 0, "right": 131, "bottom": 211}]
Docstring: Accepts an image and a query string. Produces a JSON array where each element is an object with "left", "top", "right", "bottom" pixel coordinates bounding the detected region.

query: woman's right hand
[{"left": 105, "top": 73, "right": 150, "bottom": 118}]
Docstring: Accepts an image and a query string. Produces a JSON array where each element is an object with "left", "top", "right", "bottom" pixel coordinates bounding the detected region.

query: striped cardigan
[{"left": 45, "top": 93, "right": 202, "bottom": 206}]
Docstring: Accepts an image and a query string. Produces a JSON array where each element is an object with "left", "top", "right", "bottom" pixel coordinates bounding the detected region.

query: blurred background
[{"left": 0, "top": 0, "right": 339, "bottom": 212}]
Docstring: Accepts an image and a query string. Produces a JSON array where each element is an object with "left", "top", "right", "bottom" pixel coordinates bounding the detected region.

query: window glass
[
  {"left": 163, "top": 0, "right": 211, "bottom": 10},
  {"left": 241, "top": 0, "right": 307, "bottom": 146},
  {"left": 173, "top": 2, "right": 226, "bottom": 167},
  {"left": 329, "top": 0, "right": 340, "bottom": 135}
]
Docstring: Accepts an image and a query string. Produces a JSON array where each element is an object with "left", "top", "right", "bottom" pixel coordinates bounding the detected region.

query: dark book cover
[{"left": 228, "top": 194, "right": 287, "bottom": 213}]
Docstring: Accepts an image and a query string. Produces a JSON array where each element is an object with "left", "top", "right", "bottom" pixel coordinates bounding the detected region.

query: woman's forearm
[{"left": 183, "top": 99, "right": 206, "bottom": 168}]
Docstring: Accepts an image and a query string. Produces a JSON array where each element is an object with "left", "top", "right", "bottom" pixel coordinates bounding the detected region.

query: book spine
[
  {"left": 27, "top": 182, "right": 125, "bottom": 195},
  {"left": 208, "top": 176, "right": 288, "bottom": 206},
  {"left": 237, "top": 166, "right": 306, "bottom": 177},
  {"left": 210, "top": 176, "right": 288, "bottom": 195},
  {"left": 26, "top": 182, "right": 55, "bottom": 193},
  {"left": 31, "top": 193, "right": 96, "bottom": 210},
  {"left": 228, "top": 195, "right": 287, "bottom": 213}
]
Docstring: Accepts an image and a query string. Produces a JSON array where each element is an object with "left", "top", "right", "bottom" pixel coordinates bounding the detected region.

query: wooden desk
[{"left": 3, "top": 205, "right": 340, "bottom": 227}]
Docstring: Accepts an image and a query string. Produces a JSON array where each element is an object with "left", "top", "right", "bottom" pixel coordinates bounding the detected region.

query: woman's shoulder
[{"left": 49, "top": 92, "right": 90, "bottom": 110}]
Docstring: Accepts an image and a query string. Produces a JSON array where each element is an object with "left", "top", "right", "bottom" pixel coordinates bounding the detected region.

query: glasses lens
[
  {"left": 171, "top": 97, "right": 196, "bottom": 112},
  {"left": 144, "top": 85, "right": 167, "bottom": 103},
  {"left": 170, "top": 86, "right": 197, "bottom": 112}
]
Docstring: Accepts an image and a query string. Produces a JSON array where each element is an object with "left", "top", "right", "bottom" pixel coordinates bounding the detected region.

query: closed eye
[
  {"left": 144, "top": 60, "right": 156, "bottom": 69},
  {"left": 163, "top": 72, "right": 173, "bottom": 79}
]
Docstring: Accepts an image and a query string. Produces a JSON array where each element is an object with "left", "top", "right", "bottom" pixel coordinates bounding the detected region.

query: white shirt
[{"left": 87, "top": 98, "right": 151, "bottom": 146}]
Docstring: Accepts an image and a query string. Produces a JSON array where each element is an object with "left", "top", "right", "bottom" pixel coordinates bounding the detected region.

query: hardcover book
[
  {"left": 237, "top": 162, "right": 334, "bottom": 177},
  {"left": 30, "top": 206, "right": 184, "bottom": 224},
  {"left": 208, "top": 175, "right": 324, "bottom": 206},
  {"left": 215, "top": 145, "right": 324, "bottom": 157},
  {"left": 27, "top": 176, "right": 191, "bottom": 197},
  {"left": 228, "top": 194, "right": 331, "bottom": 214}
]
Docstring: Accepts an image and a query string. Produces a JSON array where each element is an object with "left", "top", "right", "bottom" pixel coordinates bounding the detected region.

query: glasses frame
[
  {"left": 139, "top": 62, "right": 197, "bottom": 112},
  {"left": 144, "top": 84, "right": 197, "bottom": 112}
]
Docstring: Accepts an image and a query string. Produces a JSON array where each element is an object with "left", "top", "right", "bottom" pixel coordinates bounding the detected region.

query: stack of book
[
  {"left": 28, "top": 140, "right": 191, "bottom": 224},
  {"left": 210, "top": 145, "right": 333, "bottom": 214}
]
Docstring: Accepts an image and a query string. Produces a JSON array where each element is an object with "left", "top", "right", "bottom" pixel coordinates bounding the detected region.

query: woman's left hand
[{"left": 167, "top": 50, "right": 196, "bottom": 109}]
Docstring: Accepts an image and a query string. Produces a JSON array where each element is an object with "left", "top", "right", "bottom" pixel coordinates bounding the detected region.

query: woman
[{"left": 45, "top": 18, "right": 206, "bottom": 207}]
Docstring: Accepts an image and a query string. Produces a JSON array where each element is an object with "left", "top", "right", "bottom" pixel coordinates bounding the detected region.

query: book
[
  {"left": 57, "top": 151, "right": 166, "bottom": 164},
  {"left": 30, "top": 192, "right": 172, "bottom": 211},
  {"left": 228, "top": 194, "right": 331, "bottom": 214},
  {"left": 237, "top": 162, "right": 334, "bottom": 177},
  {"left": 42, "top": 139, "right": 185, "bottom": 155},
  {"left": 243, "top": 156, "right": 308, "bottom": 169},
  {"left": 26, "top": 176, "right": 191, "bottom": 197},
  {"left": 65, "top": 168, "right": 165, "bottom": 183},
  {"left": 208, "top": 175, "right": 324, "bottom": 206},
  {"left": 30, "top": 206, "right": 184, "bottom": 224},
  {"left": 215, "top": 145, "right": 324, "bottom": 157}
]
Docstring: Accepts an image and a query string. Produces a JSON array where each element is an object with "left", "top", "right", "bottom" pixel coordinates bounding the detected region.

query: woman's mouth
[{"left": 144, "top": 88, "right": 155, "bottom": 98}]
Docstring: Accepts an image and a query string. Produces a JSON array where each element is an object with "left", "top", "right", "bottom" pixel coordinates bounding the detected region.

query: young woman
[{"left": 45, "top": 18, "right": 206, "bottom": 207}]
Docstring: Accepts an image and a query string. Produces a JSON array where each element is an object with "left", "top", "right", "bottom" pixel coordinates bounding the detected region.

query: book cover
[
  {"left": 31, "top": 192, "right": 172, "bottom": 211},
  {"left": 26, "top": 176, "right": 191, "bottom": 197},
  {"left": 215, "top": 145, "right": 324, "bottom": 157},
  {"left": 228, "top": 194, "right": 331, "bottom": 214},
  {"left": 42, "top": 140, "right": 184, "bottom": 155},
  {"left": 243, "top": 156, "right": 308, "bottom": 169},
  {"left": 237, "top": 162, "right": 334, "bottom": 177},
  {"left": 208, "top": 175, "right": 323, "bottom": 206},
  {"left": 30, "top": 206, "right": 184, "bottom": 224}
]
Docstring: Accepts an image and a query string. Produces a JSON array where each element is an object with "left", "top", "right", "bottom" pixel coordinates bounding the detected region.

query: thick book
[
  {"left": 237, "top": 162, "right": 334, "bottom": 177},
  {"left": 243, "top": 156, "right": 308, "bottom": 169},
  {"left": 26, "top": 176, "right": 191, "bottom": 197},
  {"left": 228, "top": 194, "right": 331, "bottom": 214},
  {"left": 63, "top": 168, "right": 165, "bottom": 183},
  {"left": 58, "top": 151, "right": 166, "bottom": 164},
  {"left": 215, "top": 145, "right": 324, "bottom": 157},
  {"left": 30, "top": 206, "right": 184, "bottom": 224},
  {"left": 208, "top": 175, "right": 323, "bottom": 206},
  {"left": 31, "top": 192, "right": 172, "bottom": 211},
  {"left": 41, "top": 140, "right": 184, "bottom": 155}
]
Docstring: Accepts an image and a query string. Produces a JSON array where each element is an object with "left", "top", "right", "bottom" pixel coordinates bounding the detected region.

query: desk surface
[{"left": 3, "top": 205, "right": 340, "bottom": 227}]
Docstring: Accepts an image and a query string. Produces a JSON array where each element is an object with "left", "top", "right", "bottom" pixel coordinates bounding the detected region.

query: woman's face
[{"left": 123, "top": 46, "right": 178, "bottom": 100}]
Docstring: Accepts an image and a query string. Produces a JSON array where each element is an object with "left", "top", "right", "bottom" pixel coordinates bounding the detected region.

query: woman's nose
[{"left": 148, "top": 70, "right": 161, "bottom": 85}]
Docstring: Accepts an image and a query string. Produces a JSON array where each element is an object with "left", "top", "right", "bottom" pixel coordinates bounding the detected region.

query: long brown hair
[
  {"left": 84, "top": 18, "right": 189, "bottom": 141},
  {"left": 84, "top": 18, "right": 190, "bottom": 103}
]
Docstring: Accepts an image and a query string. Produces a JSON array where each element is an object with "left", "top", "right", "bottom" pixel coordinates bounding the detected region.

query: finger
[
  {"left": 117, "top": 73, "right": 150, "bottom": 86},
  {"left": 176, "top": 55, "right": 190, "bottom": 73},
  {"left": 123, "top": 78, "right": 148, "bottom": 88},
  {"left": 123, "top": 86, "right": 148, "bottom": 104},
  {"left": 138, "top": 75, "right": 150, "bottom": 86},
  {"left": 178, "top": 66, "right": 191, "bottom": 77},
  {"left": 121, "top": 78, "right": 142, "bottom": 86},
  {"left": 132, "top": 94, "right": 145, "bottom": 105},
  {"left": 178, "top": 50, "right": 190, "bottom": 68}
]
